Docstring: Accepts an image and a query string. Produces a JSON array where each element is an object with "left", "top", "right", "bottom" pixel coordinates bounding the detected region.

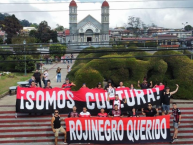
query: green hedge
[{"left": 69, "top": 48, "right": 193, "bottom": 99}]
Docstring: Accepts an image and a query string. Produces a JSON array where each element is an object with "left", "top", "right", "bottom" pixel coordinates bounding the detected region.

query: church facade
[{"left": 66, "top": 0, "right": 110, "bottom": 47}]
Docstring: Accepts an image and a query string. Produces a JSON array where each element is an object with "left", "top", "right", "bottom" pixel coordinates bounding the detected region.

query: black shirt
[
  {"left": 54, "top": 116, "right": 61, "bottom": 129},
  {"left": 127, "top": 111, "right": 139, "bottom": 117},
  {"left": 140, "top": 83, "right": 151, "bottom": 89},
  {"left": 143, "top": 108, "right": 157, "bottom": 117},
  {"left": 162, "top": 93, "right": 171, "bottom": 105},
  {"left": 33, "top": 72, "right": 41, "bottom": 81}
]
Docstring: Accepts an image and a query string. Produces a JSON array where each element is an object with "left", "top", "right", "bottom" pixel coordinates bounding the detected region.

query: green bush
[{"left": 73, "top": 68, "right": 104, "bottom": 90}]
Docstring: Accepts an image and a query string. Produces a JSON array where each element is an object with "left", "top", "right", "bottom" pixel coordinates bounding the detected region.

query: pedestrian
[
  {"left": 56, "top": 67, "right": 61, "bottom": 83},
  {"left": 70, "top": 53, "right": 73, "bottom": 64},
  {"left": 142, "top": 103, "right": 157, "bottom": 117},
  {"left": 44, "top": 81, "right": 52, "bottom": 89},
  {"left": 127, "top": 107, "right": 139, "bottom": 117},
  {"left": 117, "top": 81, "right": 125, "bottom": 88},
  {"left": 68, "top": 106, "right": 79, "bottom": 118},
  {"left": 33, "top": 70, "right": 42, "bottom": 87},
  {"left": 105, "top": 80, "right": 116, "bottom": 98},
  {"left": 107, "top": 94, "right": 127, "bottom": 110},
  {"left": 61, "top": 78, "right": 76, "bottom": 90},
  {"left": 51, "top": 110, "right": 67, "bottom": 144},
  {"left": 29, "top": 76, "right": 35, "bottom": 86},
  {"left": 67, "top": 65, "right": 71, "bottom": 73},
  {"left": 42, "top": 71, "right": 45, "bottom": 87},
  {"left": 30, "top": 80, "right": 37, "bottom": 88},
  {"left": 98, "top": 108, "right": 108, "bottom": 117},
  {"left": 81, "top": 83, "right": 88, "bottom": 89},
  {"left": 138, "top": 77, "right": 153, "bottom": 89},
  {"left": 95, "top": 82, "right": 103, "bottom": 89},
  {"left": 108, "top": 104, "right": 123, "bottom": 117},
  {"left": 129, "top": 84, "right": 135, "bottom": 90},
  {"left": 162, "top": 84, "right": 179, "bottom": 115},
  {"left": 79, "top": 107, "right": 91, "bottom": 117},
  {"left": 44, "top": 70, "right": 49, "bottom": 88},
  {"left": 170, "top": 103, "right": 182, "bottom": 143}
]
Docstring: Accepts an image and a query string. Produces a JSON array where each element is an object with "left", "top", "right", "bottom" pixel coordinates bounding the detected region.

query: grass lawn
[{"left": 0, "top": 72, "right": 33, "bottom": 95}]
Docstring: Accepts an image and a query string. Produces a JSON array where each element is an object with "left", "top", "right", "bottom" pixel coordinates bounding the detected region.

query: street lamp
[{"left": 23, "top": 40, "right": 27, "bottom": 76}]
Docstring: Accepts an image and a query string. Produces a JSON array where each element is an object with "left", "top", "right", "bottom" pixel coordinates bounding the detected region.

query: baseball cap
[
  {"left": 98, "top": 82, "right": 102, "bottom": 85},
  {"left": 65, "top": 78, "right": 69, "bottom": 81},
  {"left": 108, "top": 80, "right": 112, "bottom": 83}
]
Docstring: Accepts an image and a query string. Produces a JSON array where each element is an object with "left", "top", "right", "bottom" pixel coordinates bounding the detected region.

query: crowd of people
[{"left": 49, "top": 77, "right": 181, "bottom": 144}]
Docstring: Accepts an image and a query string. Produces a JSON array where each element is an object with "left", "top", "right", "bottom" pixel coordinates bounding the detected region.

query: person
[
  {"left": 95, "top": 82, "right": 103, "bottom": 89},
  {"left": 130, "top": 84, "right": 135, "bottom": 90},
  {"left": 71, "top": 53, "right": 73, "bottom": 64},
  {"left": 67, "top": 65, "right": 71, "bottom": 73},
  {"left": 108, "top": 104, "right": 123, "bottom": 117},
  {"left": 30, "top": 80, "right": 37, "bottom": 88},
  {"left": 51, "top": 110, "right": 66, "bottom": 144},
  {"left": 98, "top": 108, "right": 108, "bottom": 117},
  {"left": 68, "top": 106, "right": 79, "bottom": 118},
  {"left": 42, "top": 71, "right": 45, "bottom": 86},
  {"left": 105, "top": 80, "right": 116, "bottom": 98},
  {"left": 79, "top": 107, "right": 91, "bottom": 117},
  {"left": 44, "top": 81, "right": 52, "bottom": 89},
  {"left": 117, "top": 82, "right": 125, "bottom": 88},
  {"left": 29, "top": 76, "right": 35, "bottom": 86},
  {"left": 142, "top": 103, "right": 157, "bottom": 117},
  {"left": 81, "top": 83, "right": 88, "bottom": 89},
  {"left": 61, "top": 78, "right": 76, "bottom": 90},
  {"left": 107, "top": 94, "right": 126, "bottom": 110},
  {"left": 44, "top": 70, "right": 49, "bottom": 87},
  {"left": 162, "top": 84, "right": 179, "bottom": 115},
  {"left": 155, "top": 82, "right": 164, "bottom": 116},
  {"left": 33, "top": 70, "right": 42, "bottom": 87},
  {"left": 171, "top": 103, "right": 181, "bottom": 143},
  {"left": 56, "top": 67, "right": 61, "bottom": 83},
  {"left": 127, "top": 107, "right": 139, "bottom": 117},
  {"left": 138, "top": 79, "right": 153, "bottom": 89}
]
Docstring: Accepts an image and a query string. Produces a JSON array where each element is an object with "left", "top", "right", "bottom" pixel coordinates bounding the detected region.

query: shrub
[{"left": 73, "top": 68, "right": 104, "bottom": 90}]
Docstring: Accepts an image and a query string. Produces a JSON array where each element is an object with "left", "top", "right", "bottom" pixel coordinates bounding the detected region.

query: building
[
  {"left": 21, "top": 27, "right": 37, "bottom": 36},
  {"left": 66, "top": 0, "right": 110, "bottom": 48},
  {"left": 0, "top": 30, "right": 7, "bottom": 43}
]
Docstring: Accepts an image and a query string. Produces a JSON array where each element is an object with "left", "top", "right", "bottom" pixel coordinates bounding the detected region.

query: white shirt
[
  {"left": 79, "top": 111, "right": 90, "bottom": 117},
  {"left": 117, "top": 86, "right": 125, "bottom": 88},
  {"left": 44, "top": 72, "right": 49, "bottom": 80},
  {"left": 107, "top": 87, "right": 115, "bottom": 98}
]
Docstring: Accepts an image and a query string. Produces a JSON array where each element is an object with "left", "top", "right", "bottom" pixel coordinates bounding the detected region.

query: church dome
[
  {"left": 102, "top": 0, "right": 109, "bottom": 7},
  {"left": 69, "top": 0, "right": 77, "bottom": 7}
]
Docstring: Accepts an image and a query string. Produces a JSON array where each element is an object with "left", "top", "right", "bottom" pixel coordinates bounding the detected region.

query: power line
[
  {"left": 0, "top": 0, "right": 191, "bottom": 4},
  {"left": 0, "top": 7, "right": 193, "bottom": 13}
]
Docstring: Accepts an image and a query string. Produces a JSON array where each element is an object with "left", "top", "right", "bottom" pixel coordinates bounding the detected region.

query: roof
[
  {"left": 65, "top": 29, "right": 70, "bottom": 36},
  {"left": 77, "top": 15, "right": 101, "bottom": 30},
  {"left": 69, "top": 0, "right": 77, "bottom": 7},
  {"left": 158, "top": 34, "right": 177, "bottom": 37},
  {"left": 121, "top": 38, "right": 155, "bottom": 41},
  {"left": 102, "top": 0, "right": 109, "bottom": 7},
  {"left": 160, "top": 45, "right": 180, "bottom": 48}
]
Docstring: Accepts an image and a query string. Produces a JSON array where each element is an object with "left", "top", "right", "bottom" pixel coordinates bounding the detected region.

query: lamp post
[{"left": 23, "top": 40, "right": 27, "bottom": 76}]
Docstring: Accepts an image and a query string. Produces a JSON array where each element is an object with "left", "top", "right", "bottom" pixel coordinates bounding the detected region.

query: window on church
[{"left": 96, "top": 37, "right": 98, "bottom": 42}]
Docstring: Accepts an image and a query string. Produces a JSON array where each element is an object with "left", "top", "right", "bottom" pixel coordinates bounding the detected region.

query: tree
[
  {"left": 49, "top": 44, "right": 66, "bottom": 58},
  {"left": 127, "top": 16, "right": 142, "bottom": 37},
  {"left": 14, "top": 55, "right": 35, "bottom": 72},
  {"left": 20, "top": 19, "right": 32, "bottom": 27},
  {"left": 55, "top": 24, "right": 65, "bottom": 31},
  {"left": 0, "top": 14, "right": 23, "bottom": 44},
  {"left": 30, "top": 23, "right": 38, "bottom": 29},
  {"left": 184, "top": 25, "right": 192, "bottom": 31},
  {"left": 29, "top": 21, "right": 58, "bottom": 43}
]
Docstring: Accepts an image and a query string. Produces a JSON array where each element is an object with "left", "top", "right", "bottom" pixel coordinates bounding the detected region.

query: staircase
[{"left": 0, "top": 108, "right": 193, "bottom": 145}]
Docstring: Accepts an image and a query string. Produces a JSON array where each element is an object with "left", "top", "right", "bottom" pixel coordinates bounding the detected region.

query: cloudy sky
[{"left": 0, "top": 0, "right": 192, "bottom": 29}]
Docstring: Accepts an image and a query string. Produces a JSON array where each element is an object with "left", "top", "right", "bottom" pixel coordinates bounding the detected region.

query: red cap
[
  {"left": 102, "top": 0, "right": 109, "bottom": 7},
  {"left": 69, "top": 0, "right": 77, "bottom": 7}
]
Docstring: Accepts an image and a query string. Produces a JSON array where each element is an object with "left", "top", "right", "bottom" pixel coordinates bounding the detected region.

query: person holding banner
[
  {"left": 127, "top": 107, "right": 139, "bottom": 117},
  {"left": 162, "top": 84, "right": 179, "bottom": 115},
  {"left": 30, "top": 81, "right": 37, "bottom": 88},
  {"left": 61, "top": 78, "right": 76, "bottom": 90},
  {"left": 117, "top": 82, "right": 125, "bottom": 88},
  {"left": 142, "top": 103, "right": 157, "bottom": 117},
  {"left": 171, "top": 103, "right": 181, "bottom": 143},
  {"left": 98, "top": 108, "right": 108, "bottom": 117},
  {"left": 138, "top": 79, "right": 153, "bottom": 89},
  {"left": 44, "top": 81, "right": 52, "bottom": 89},
  {"left": 108, "top": 104, "right": 123, "bottom": 117},
  {"left": 107, "top": 94, "right": 127, "bottom": 109},
  {"left": 95, "top": 82, "right": 103, "bottom": 89},
  {"left": 68, "top": 106, "right": 79, "bottom": 118},
  {"left": 79, "top": 107, "right": 91, "bottom": 117},
  {"left": 51, "top": 110, "right": 67, "bottom": 144}
]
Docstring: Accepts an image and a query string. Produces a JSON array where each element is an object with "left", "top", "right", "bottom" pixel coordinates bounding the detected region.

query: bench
[{"left": 9, "top": 86, "right": 17, "bottom": 95}]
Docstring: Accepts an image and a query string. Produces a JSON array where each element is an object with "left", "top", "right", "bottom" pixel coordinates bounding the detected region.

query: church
[{"left": 66, "top": 0, "right": 110, "bottom": 47}]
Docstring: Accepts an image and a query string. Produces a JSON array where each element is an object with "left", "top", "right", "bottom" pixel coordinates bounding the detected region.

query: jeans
[
  {"left": 44, "top": 80, "right": 48, "bottom": 87},
  {"left": 162, "top": 104, "right": 170, "bottom": 112},
  {"left": 57, "top": 73, "right": 61, "bottom": 82}
]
